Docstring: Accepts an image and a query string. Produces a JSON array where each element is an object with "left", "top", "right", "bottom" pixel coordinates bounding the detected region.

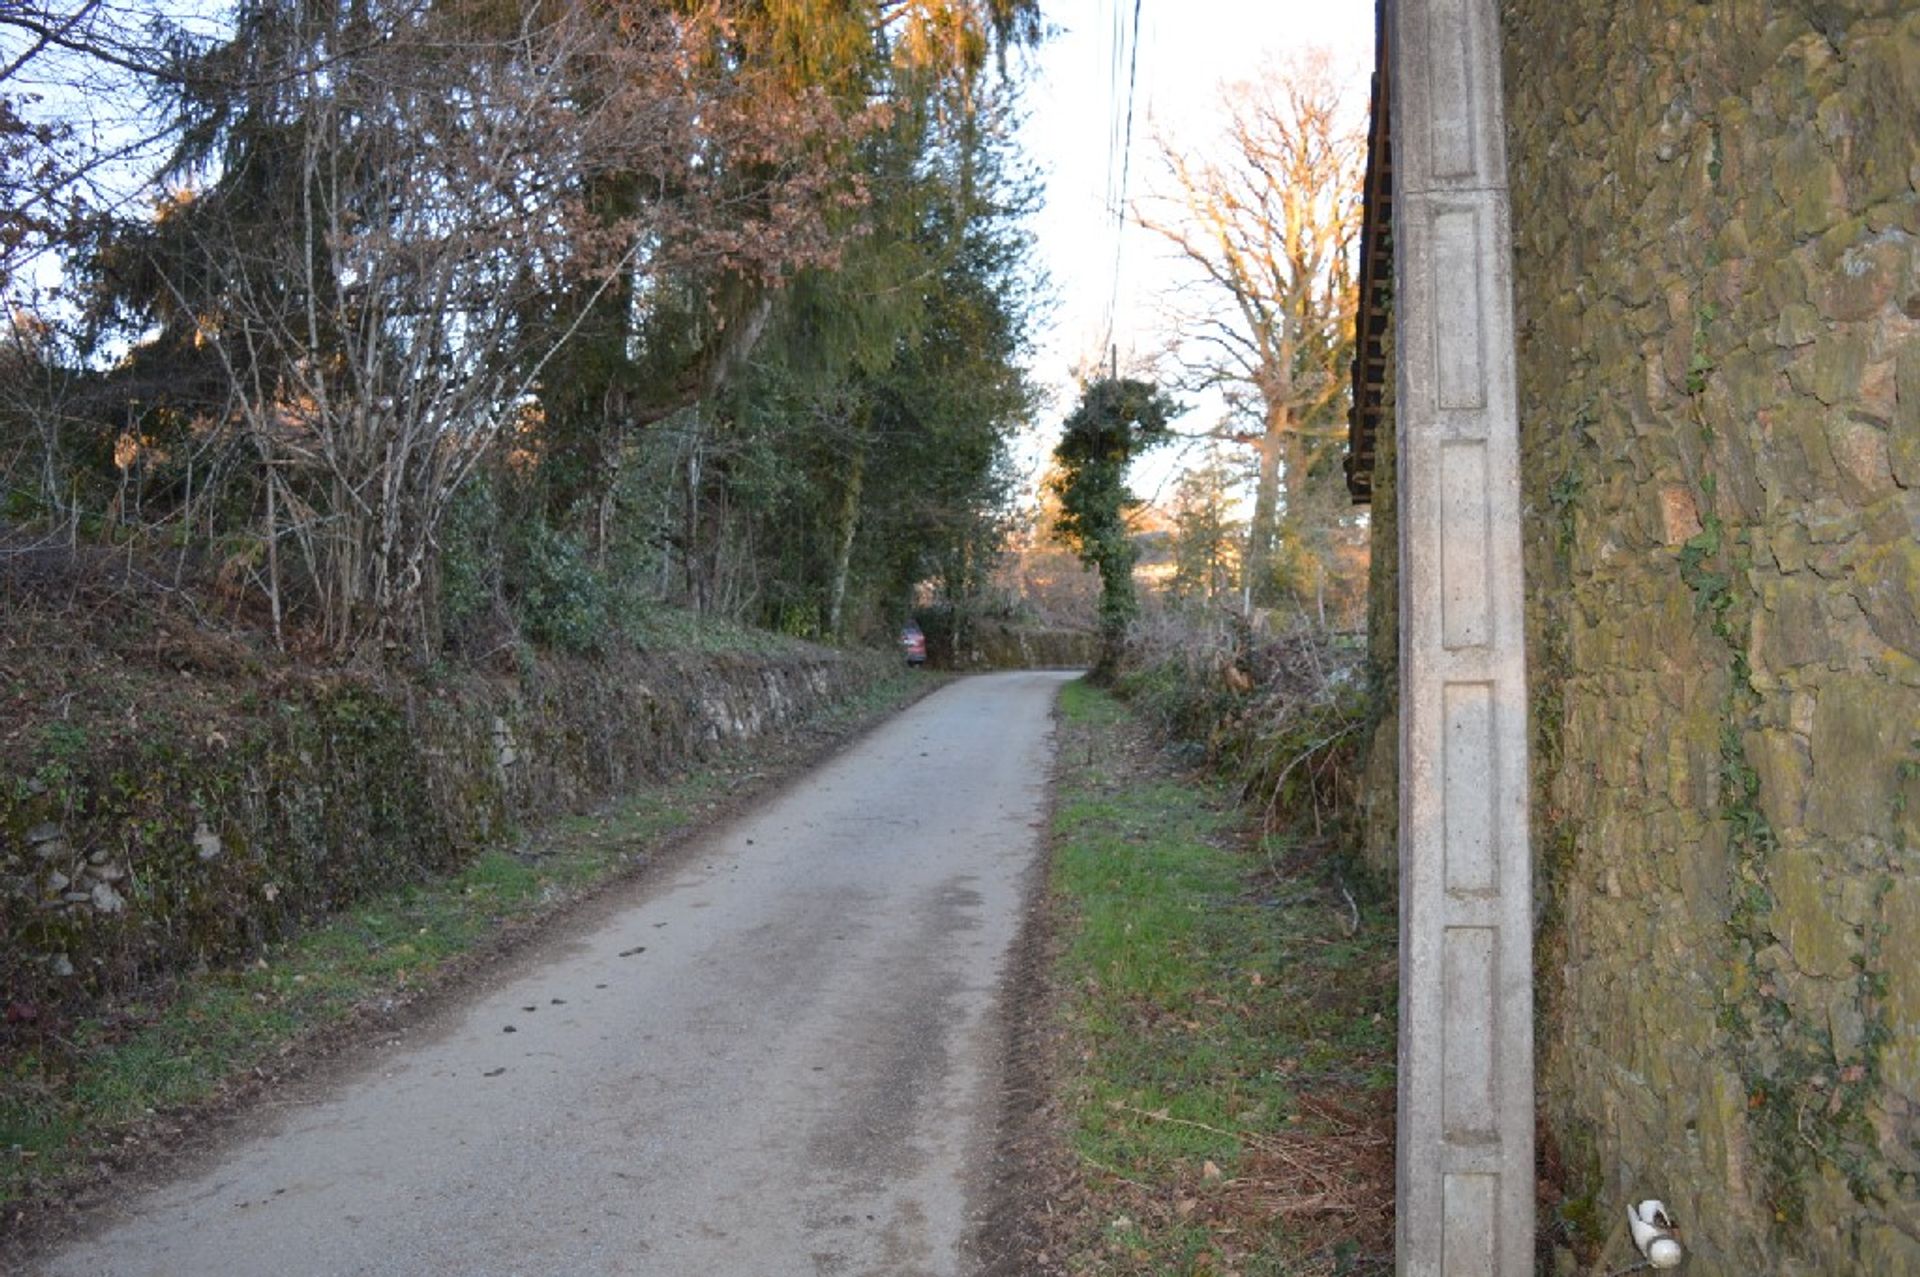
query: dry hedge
[{"left": 1114, "top": 610, "right": 1371, "bottom": 847}]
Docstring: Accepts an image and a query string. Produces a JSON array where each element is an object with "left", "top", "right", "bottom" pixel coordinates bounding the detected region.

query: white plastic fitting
[{"left": 1626, "top": 1199, "right": 1684, "bottom": 1269}]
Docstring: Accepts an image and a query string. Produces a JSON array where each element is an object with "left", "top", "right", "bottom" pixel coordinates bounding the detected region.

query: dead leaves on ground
[{"left": 1088, "top": 1091, "right": 1395, "bottom": 1275}]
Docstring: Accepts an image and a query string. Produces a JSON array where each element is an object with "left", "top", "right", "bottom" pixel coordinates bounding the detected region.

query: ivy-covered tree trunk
[{"left": 1049, "top": 377, "right": 1178, "bottom": 681}]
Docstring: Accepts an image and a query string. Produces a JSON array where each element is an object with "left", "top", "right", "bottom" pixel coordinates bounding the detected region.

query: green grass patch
[
  {"left": 1046, "top": 679, "right": 1395, "bottom": 1276},
  {"left": 0, "top": 666, "right": 934, "bottom": 1217}
]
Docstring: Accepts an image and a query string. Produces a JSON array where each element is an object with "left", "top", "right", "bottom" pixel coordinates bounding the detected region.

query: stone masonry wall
[
  {"left": 1360, "top": 316, "right": 1399, "bottom": 887},
  {"left": 1499, "top": 2, "right": 1920, "bottom": 1270},
  {"left": 2, "top": 645, "right": 894, "bottom": 1025}
]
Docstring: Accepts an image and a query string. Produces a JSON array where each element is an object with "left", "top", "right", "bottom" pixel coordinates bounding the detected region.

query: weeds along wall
[
  {"left": 1114, "top": 616, "right": 1371, "bottom": 855},
  {"left": 2, "top": 646, "right": 892, "bottom": 1022},
  {"left": 1497, "top": 3, "right": 1920, "bottom": 1270}
]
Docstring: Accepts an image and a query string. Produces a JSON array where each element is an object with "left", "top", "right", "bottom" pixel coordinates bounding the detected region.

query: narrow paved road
[{"left": 45, "top": 670, "right": 1074, "bottom": 1277}]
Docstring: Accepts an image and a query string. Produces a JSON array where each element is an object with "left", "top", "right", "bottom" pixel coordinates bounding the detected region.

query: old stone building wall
[
  {"left": 1360, "top": 317, "right": 1398, "bottom": 886},
  {"left": 1498, "top": 2, "right": 1920, "bottom": 1270}
]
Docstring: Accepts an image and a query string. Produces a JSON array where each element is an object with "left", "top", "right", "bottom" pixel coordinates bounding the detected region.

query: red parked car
[{"left": 900, "top": 620, "right": 928, "bottom": 666}]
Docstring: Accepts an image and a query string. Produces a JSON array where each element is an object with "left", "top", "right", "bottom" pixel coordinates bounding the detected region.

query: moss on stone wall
[
  {"left": 1361, "top": 318, "right": 1399, "bottom": 886},
  {"left": 1, "top": 645, "right": 891, "bottom": 1026},
  {"left": 1499, "top": 2, "right": 1920, "bottom": 1270}
]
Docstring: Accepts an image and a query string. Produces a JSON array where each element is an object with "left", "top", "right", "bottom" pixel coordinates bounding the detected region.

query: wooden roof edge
[{"left": 1345, "top": 0, "right": 1393, "bottom": 506}]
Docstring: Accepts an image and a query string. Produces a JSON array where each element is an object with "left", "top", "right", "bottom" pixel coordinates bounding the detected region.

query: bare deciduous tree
[
  {"left": 0, "top": 0, "right": 1041, "bottom": 663},
  {"left": 164, "top": 2, "right": 871, "bottom": 658},
  {"left": 1138, "top": 51, "right": 1363, "bottom": 615}
]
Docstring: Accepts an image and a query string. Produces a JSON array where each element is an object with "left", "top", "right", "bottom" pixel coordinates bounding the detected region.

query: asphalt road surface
[{"left": 43, "top": 670, "right": 1076, "bottom": 1277}]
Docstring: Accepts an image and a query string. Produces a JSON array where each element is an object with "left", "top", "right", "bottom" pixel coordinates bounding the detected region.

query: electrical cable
[
  {"left": 1096, "top": 0, "right": 1122, "bottom": 355},
  {"left": 1096, "top": 0, "right": 1142, "bottom": 368}
]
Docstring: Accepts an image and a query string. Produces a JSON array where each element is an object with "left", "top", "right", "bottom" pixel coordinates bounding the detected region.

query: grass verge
[
  {"left": 0, "top": 667, "right": 942, "bottom": 1239},
  {"left": 1032, "top": 679, "right": 1395, "bottom": 1276}
]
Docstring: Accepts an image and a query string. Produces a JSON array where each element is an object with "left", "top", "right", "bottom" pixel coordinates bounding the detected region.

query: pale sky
[{"left": 1012, "top": 0, "right": 1372, "bottom": 502}]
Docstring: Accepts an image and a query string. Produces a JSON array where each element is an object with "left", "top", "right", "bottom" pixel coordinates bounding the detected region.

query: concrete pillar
[{"left": 1389, "top": 1, "right": 1534, "bottom": 1273}]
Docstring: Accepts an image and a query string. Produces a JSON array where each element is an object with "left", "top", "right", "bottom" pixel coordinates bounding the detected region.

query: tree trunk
[
  {"left": 591, "top": 382, "right": 628, "bottom": 570},
  {"left": 682, "top": 417, "right": 708, "bottom": 613},
  {"left": 1247, "top": 409, "right": 1286, "bottom": 604},
  {"left": 1281, "top": 425, "right": 1312, "bottom": 613},
  {"left": 261, "top": 437, "right": 284, "bottom": 652},
  {"left": 826, "top": 442, "right": 865, "bottom": 638}
]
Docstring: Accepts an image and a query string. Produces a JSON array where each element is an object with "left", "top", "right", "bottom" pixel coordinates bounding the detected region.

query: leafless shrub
[
  {"left": 141, "top": 3, "right": 877, "bottom": 659},
  {"left": 1118, "top": 605, "right": 1368, "bottom": 842}
]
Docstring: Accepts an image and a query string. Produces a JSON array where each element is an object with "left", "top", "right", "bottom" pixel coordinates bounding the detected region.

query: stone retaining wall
[{"left": 2, "top": 646, "right": 892, "bottom": 1024}]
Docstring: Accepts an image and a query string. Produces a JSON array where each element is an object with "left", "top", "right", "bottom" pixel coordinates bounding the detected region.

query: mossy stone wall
[
  {"left": 1361, "top": 317, "right": 1398, "bottom": 885},
  {"left": 1499, "top": 2, "right": 1920, "bottom": 1270},
  {"left": 2, "top": 646, "right": 891, "bottom": 1022}
]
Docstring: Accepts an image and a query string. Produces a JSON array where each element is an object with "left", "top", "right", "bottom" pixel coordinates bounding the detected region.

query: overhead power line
[{"left": 1097, "top": 0, "right": 1142, "bottom": 368}]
